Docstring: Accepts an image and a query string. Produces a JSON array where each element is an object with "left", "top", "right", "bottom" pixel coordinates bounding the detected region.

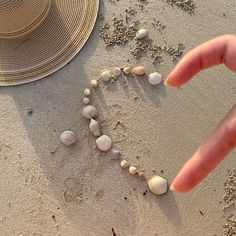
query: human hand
[{"left": 165, "top": 35, "right": 236, "bottom": 193}]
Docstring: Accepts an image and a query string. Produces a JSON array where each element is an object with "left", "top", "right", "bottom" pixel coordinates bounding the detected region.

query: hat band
[{"left": 0, "top": 0, "right": 51, "bottom": 38}]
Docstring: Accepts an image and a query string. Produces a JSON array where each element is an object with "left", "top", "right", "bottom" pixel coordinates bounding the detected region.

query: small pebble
[
  {"left": 129, "top": 166, "right": 137, "bottom": 175},
  {"left": 89, "top": 119, "right": 100, "bottom": 137},
  {"left": 83, "top": 97, "right": 90, "bottom": 104},
  {"left": 120, "top": 160, "right": 129, "bottom": 168},
  {"left": 101, "top": 70, "right": 112, "bottom": 82},
  {"left": 84, "top": 88, "right": 91, "bottom": 96},
  {"left": 136, "top": 28, "right": 148, "bottom": 39},
  {"left": 148, "top": 72, "right": 162, "bottom": 85},
  {"left": 114, "top": 67, "right": 121, "bottom": 77},
  {"left": 111, "top": 149, "right": 121, "bottom": 160},
  {"left": 123, "top": 66, "right": 132, "bottom": 75},
  {"left": 147, "top": 175, "right": 168, "bottom": 195},
  {"left": 133, "top": 66, "right": 146, "bottom": 76},
  {"left": 90, "top": 79, "right": 99, "bottom": 88},
  {"left": 82, "top": 105, "right": 97, "bottom": 119},
  {"left": 96, "top": 135, "right": 112, "bottom": 151},
  {"left": 60, "top": 130, "right": 77, "bottom": 146}
]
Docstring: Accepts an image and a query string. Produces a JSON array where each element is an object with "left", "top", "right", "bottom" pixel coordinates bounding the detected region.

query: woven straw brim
[{"left": 0, "top": 0, "right": 99, "bottom": 86}]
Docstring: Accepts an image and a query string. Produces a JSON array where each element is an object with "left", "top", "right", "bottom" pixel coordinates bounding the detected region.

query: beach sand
[{"left": 0, "top": 0, "right": 236, "bottom": 235}]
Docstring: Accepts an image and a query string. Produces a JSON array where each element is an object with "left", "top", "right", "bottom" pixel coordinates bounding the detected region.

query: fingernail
[
  {"left": 164, "top": 78, "right": 170, "bottom": 86},
  {"left": 169, "top": 184, "right": 177, "bottom": 192}
]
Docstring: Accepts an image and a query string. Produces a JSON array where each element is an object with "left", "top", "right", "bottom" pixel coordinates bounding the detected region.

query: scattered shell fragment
[
  {"left": 123, "top": 66, "right": 132, "bottom": 75},
  {"left": 136, "top": 28, "right": 148, "bottom": 39},
  {"left": 147, "top": 175, "right": 168, "bottom": 195},
  {"left": 60, "top": 130, "right": 77, "bottom": 146},
  {"left": 120, "top": 160, "right": 129, "bottom": 168},
  {"left": 111, "top": 149, "right": 121, "bottom": 160},
  {"left": 133, "top": 66, "right": 146, "bottom": 76},
  {"left": 90, "top": 79, "right": 99, "bottom": 88},
  {"left": 82, "top": 105, "right": 97, "bottom": 119},
  {"left": 129, "top": 166, "right": 137, "bottom": 175},
  {"left": 83, "top": 97, "right": 90, "bottom": 104},
  {"left": 89, "top": 119, "right": 100, "bottom": 137},
  {"left": 84, "top": 88, "right": 91, "bottom": 96},
  {"left": 148, "top": 72, "right": 162, "bottom": 85},
  {"left": 96, "top": 135, "right": 112, "bottom": 151},
  {"left": 114, "top": 67, "right": 122, "bottom": 77},
  {"left": 101, "top": 70, "right": 112, "bottom": 82}
]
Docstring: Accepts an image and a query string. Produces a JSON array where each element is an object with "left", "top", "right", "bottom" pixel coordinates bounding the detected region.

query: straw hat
[{"left": 0, "top": 0, "right": 99, "bottom": 86}]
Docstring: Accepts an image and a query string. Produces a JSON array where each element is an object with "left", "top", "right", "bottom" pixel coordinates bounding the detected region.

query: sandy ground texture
[{"left": 1, "top": 0, "right": 236, "bottom": 235}]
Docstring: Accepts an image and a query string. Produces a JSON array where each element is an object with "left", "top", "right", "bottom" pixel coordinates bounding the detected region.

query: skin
[{"left": 165, "top": 35, "right": 236, "bottom": 193}]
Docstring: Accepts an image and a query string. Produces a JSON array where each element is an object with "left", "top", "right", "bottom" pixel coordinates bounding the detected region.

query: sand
[{"left": 0, "top": 0, "right": 236, "bottom": 235}]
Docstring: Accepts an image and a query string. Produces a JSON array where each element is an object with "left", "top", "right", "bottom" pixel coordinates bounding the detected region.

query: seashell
[
  {"left": 114, "top": 67, "right": 121, "bottom": 77},
  {"left": 129, "top": 166, "right": 137, "bottom": 175},
  {"left": 84, "top": 88, "right": 91, "bottom": 96},
  {"left": 60, "top": 130, "right": 77, "bottom": 146},
  {"left": 136, "top": 29, "right": 148, "bottom": 39},
  {"left": 147, "top": 175, "right": 168, "bottom": 195},
  {"left": 148, "top": 72, "right": 162, "bottom": 85},
  {"left": 89, "top": 119, "right": 100, "bottom": 137},
  {"left": 123, "top": 66, "right": 132, "bottom": 75},
  {"left": 96, "top": 135, "right": 112, "bottom": 151},
  {"left": 83, "top": 97, "right": 90, "bottom": 104},
  {"left": 101, "top": 70, "right": 112, "bottom": 82},
  {"left": 82, "top": 105, "right": 97, "bottom": 119},
  {"left": 90, "top": 79, "right": 99, "bottom": 88},
  {"left": 120, "top": 160, "right": 129, "bottom": 168},
  {"left": 111, "top": 149, "right": 121, "bottom": 160},
  {"left": 133, "top": 66, "right": 146, "bottom": 76}
]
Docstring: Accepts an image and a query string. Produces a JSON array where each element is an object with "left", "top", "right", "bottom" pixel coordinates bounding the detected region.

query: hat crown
[{"left": 0, "top": 0, "right": 51, "bottom": 38}]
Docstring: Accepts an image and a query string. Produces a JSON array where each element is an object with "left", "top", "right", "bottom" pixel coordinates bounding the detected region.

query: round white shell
[
  {"left": 114, "top": 67, "right": 121, "bottom": 77},
  {"left": 89, "top": 119, "right": 100, "bottom": 137},
  {"left": 129, "top": 166, "right": 137, "bottom": 175},
  {"left": 90, "top": 79, "right": 98, "bottom": 88},
  {"left": 83, "top": 97, "right": 90, "bottom": 104},
  {"left": 60, "top": 130, "right": 77, "bottom": 146},
  {"left": 101, "top": 70, "right": 112, "bottom": 82},
  {"left": 136, "top": 29, "right": 148, "bottom": 39},
  {"left": 96, "top": 135, "right": 112, "bottom": 151},
  {"left": 82, "top": 105, "right": 97, "bottom": 119},
  {"left": 120, "top": 160, "right": 129, "bottom": 168},
  {"left": 148, "top": 72, "right": 162, "bottom": 85},
  {"left": 84, "top": 88, "right": 91, "bottom": 96},
  {"left": 148, "top": 175, "right": 168, "bottom": 195}
]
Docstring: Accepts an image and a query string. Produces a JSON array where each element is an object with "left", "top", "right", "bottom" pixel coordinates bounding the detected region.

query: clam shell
[
  {"left": 123, "top": 66, "right": 132, "bottom": 75},
  {"left": 82, "top": 105, "right": 97, "bottom": 119},
  {"left": 114, "top": 67, "right": 121, "bottom": 77},
  {"left": 136, "top": 29, "right": 148, "bottom": 39},
  {"left": 147, "top": 175, "right": 168, "bottom": 195},
  {"left": 101, "top": 70, "right": 112, "bottom": 82},
  {"left": 133, "top": 66, "right": 146, "bottom": 76},
  {"left": 96, "top": 135, "right": 112, "bottom": 151},
  {"left": 90, "top": 79, "right": 99, "bottom": 88},
  {"left": 60, "top": 130, "right": 77, "bottom": 146},
  {"left": 84, "top": 88, "right": 91, "bottom": 96},
  {"left": 120, "top": 160, "right": 129, "bottom": 168},
  {"left": 129, "top": 166, "right": 137, "bottom": 175},
  {"left": 89, "top": 119, "right": 100, "bottom": 137},
  {"left": 148, "top": 72, "right": 162, "bottom": 85},
  {"left": 83, "top": 97, "right": 90, "bottom": 104}
]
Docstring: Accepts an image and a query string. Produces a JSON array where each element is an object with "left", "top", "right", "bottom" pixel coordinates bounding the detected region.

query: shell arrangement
[{"left": 60, "top": 65, "right": 169, "bottom": 196}]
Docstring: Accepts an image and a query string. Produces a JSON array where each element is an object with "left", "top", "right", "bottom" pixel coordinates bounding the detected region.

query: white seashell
[
  {"left": 133, "top": 66, "right": 146, "bottom": 76},
  {"left": 148, "top": 72, "right": 162, "bottom": 85},
  {"left": 147, "top": 175, "right": 168, "bottom": 195},
  {"left": 60, "top": 130, "right": 77, "bottom": 146},
  {"left": 114, "top": 67, "right": 121, "bottom": 77},
  {"left": 101, "top": 70, "right": 112, "bottom": 82},
  {"left": 136, "top": 29, "right": 148, "bottom": 39},
  {"left": 129, "top": 166, "right": 137, "bottom": 175},
  {"left": 96, "top": 135, "right": 112, "bottom": 151},
  {"left": 90, "top": 79, "right": 98, "bottom": 88},
  {"left": 89, "top": 119, "right": 100, "bottom": 137},
  {"left": 123, "top": 66, "right": 132, "bottom": 75},
  {"left": 111, "top": 149, "right": 121, "bottom": 160},
  {"left": 83, "top": 97, "right": 90, "bottom": 104},
  {"left": 84, "top": 88, "right": 91, "bottom": 96},
  {"left": 82, "top": 105, "right": 97, "bottom": 119},
  {"left": 120, "top": 160, "right": 129, "bottom": 168}
]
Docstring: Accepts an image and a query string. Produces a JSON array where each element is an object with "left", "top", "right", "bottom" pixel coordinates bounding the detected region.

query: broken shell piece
[
  {"left": 123, "top": 66, "right": 132, "bottom": 75},
  {"left": 90, "top": 79, "right": 99, "bottom": 88},
  {"left": 84, "top": 88, "right": 91, "bottom": 96},
  {"left": 120, "top": 160, "right": 129, "bottom": 169},
  {"left": 101, "top": 70, "right": 112, "bottom": 82},
  {"left": 83, "top": 97, "right": 90, "bottom": 104},
  {"left": 133, "top": 66, "right": 146, "bottom": 76},
  {"left": 89, "top": 119, "right": 100, "bottom": 137},
  {"left": 148, "top": 72, "right": 162, "bottom": 85},
  {"left": 82, "top": 105, "right": 97, "bottom": 119},
  {"left": 147, "top": 175, "right": 168, "bottom": 195},
  {"left": 96, "top": 135, "right": 112, "bottom": 151},
  {"left": 114, "top": 67, "right": 121, "bottom": 77},
  {"left": 136, "top": 28, "right": 148, "bottom": 39},
  {"left": 129, "top": 166, "right": 137, "bottom": 175},
  {"left": 111, "top": 149, "right": 121, "bottom": 160},
  {"left": 60, "top": 130, "right": 77, "bottom": 146}
]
